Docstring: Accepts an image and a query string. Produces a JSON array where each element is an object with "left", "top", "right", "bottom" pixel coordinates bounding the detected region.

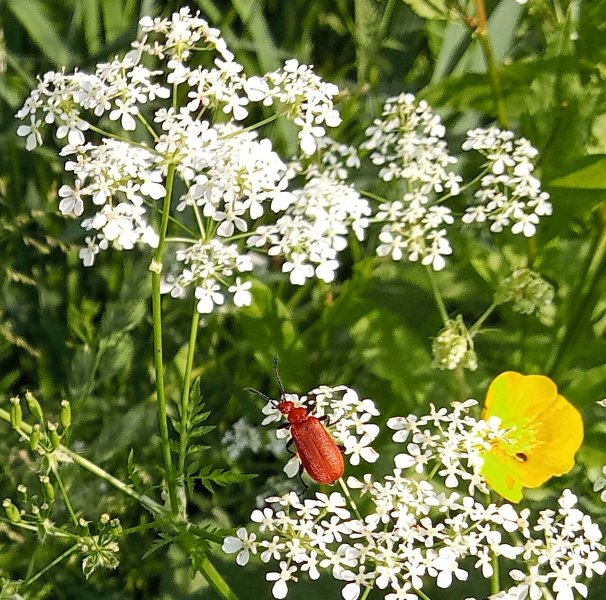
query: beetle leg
[
  {"left": 305, "top": 393, "right": 317, "bottom": 413},
  {"left": 337, "top": 444, "right": 345, "bottom": 453},
  {"left": 297, "top": 463, "right": 309, "bottom": 494},
  {"left": 285, "top": 437, "right": 296, "bottom": 456},
  {"left": 276, "top": 422, "right": 291, "bottom": 430}
]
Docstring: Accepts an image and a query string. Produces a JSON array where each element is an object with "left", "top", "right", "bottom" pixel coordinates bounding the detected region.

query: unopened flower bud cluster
[
  {"left": 432, "top": 315, "right": 478, "bottom": 371},
  {"left": 495, "top": 268, "right": 555, "bottom": 324}
]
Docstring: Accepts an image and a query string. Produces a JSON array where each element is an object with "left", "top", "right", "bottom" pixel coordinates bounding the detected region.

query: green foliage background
[{"left": 1, "top": 0, "right": 606, "bottom": 597}]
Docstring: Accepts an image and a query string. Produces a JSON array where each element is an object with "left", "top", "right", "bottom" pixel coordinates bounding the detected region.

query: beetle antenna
[
  {"left": 244, "top": 387, "right": 276, "bottom": 406},
  {"left": 273, "top": 355, "right": 286, "bottom": 398}
]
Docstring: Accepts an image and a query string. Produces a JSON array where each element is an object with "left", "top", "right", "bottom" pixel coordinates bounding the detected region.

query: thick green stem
[
  {"left": 26, "top": 545, "right": 78, "bottom": 587},
  {"left": 178, "top": 304, "right": 201, "bottom": 480},
  {"left": 491, "top": 549, "right": 500, "bottom": 595},
  {"left": 473, "top": 0, "right": 509, "bottom": 128},
  {"left": 196, "top": 553, "right": 240, "bottom": 600},
  {"left": 151, "top": 163, "right": 179, "bottom": 514}
]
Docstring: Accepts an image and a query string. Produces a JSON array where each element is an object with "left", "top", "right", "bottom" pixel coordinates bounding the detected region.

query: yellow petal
[
  {"left": 518, "top": 394, "right": 584, "bottom": 488},
  {"left": 481, "top": 451, "right": 524, "bottom": 503},
  {"left": 483, "top": 371, "right": 558, "bottom": 428}
]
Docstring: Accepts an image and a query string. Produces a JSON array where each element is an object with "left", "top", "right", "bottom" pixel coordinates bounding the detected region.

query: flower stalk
[
  {"left": 178, "top": 302, "right": 201, "bottom": 490},
  {"left": 472, "top": 0, "right": 509, "bottom": 128},
  {"left": 151, "top": 163, "right": 179, "bottom": 514}
]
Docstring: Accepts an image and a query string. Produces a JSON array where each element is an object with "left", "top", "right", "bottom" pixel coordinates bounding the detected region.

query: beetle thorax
[{"left": 286, "top": 406, "right": 308, "bottom": 424}]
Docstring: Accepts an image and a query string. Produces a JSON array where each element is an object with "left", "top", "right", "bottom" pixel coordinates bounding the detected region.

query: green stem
[
  {"left": 473, "top": 0, "right": 509, "bottom": 128},
  {"left": 415, "top": 588, "right": 433, "bottom": 600},
  {"left": 63, "top": 446, "right": 166, "bottom": 516},
  {"left": 220, "top": 112, "right": 284, "bottom": 140},
  {"left": 178, "top": 304, "right": 201, "bottom": 480},
  {"left": 0, "top": 515, "right": 74, "bottom": 539},
  {"left": 469, "top": 301, "right": 498, "bottom": 336},
  {"left": 0, "top": 408, "right": 166, "bottom": 517},
  {"left": 426, "top": 267, "right": 449, "bottom": 325},
  {"left": 51, "top": 465, "right": 79, "bottom": 526},
  {"left": 196, "top": 553, "right": 240, "bottom": 600},
  {"left": 491, "top": 549, "right": 500, "bottom": 595},
  {"left": 137, "top": 113, "right": 159, "bottom": 140},
  {"left": 337, "top": 478, "right": 363, "bottom": 521},
  {"left": 25, "top": 544, "right": 78, "bottom": 587},
  {"left": 151, "top": 163, "right": 180, "bottom": 514},
  {"left": 427, "top": 461, "right": 441, "bottom": 480},
  {"left": 359, "top": 586, "right": 372, "bottom": 600},
  {"left": 86, "top": 123, "right": 162, "bottom": 155},
  {"left": 359, "top": 189, "right": 388, "bottom": 203}
]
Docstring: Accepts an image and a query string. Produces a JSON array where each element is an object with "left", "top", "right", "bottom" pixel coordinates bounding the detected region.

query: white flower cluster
[
  {"left": 258, "top": 60, "right": 342, "bottom": 155},
  {"left": 222, "top": 417, "right": 285, "bottom": 461},
  {"left": 362, "top": 94, "right": 460, "bottom": 271},
  {"left": 374, "top": 193, "right": 454, "bottom": 271},
  {"left": 260, "top": 386, "right": 380, "bottom": 477},
  {"left": 161, "top": 240, "right": 253, "bottom": 313},
  {"left": 248, "top": 176, "right": 370, "bottom": 285},
  {"left": 492, "top": 490, "right": 605, "bottom": 600},
  {"left": 15, "top": 7, "right": 343, "bottom": 300},
  {"left": 362, "top": 94, "right": 459, "bottom": 191},
  {"left": 462, "top": 127, "right": 552, "bottom": 237},
  {"left": 174, "top": 123, "right": 294, "bottom": 235},
  {"left": 225, "top": 398, "right": 604, "bottom": 600},
  {"left": 295, "top": 136, "right": 361, "bottom": 182},
  {"left": 16, "top": 7, "right": 554, "bottom": 308}
]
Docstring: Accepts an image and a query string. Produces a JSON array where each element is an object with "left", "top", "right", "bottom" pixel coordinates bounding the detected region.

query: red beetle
[{"left": 246, "top": 358, "right": 344, "bottom": 486}]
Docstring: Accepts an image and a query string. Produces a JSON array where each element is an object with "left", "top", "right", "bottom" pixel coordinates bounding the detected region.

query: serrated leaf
[
  {"left": 186, "top": 443, "right": 211, "bottom": 455},
  {"left": 402, "top": 0, "right": 450, "bottom": 20},
  {"left": 196, "top": 467, "right": 256, "bottom": 493},
  {"left": 141, "top": 535, "right": 173, "bottom": 560},
  {"left": 190, "top": 425, "right": 215, "bottom": 438}
]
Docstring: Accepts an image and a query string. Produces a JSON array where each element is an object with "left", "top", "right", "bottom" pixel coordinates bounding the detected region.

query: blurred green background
[{"left": 2, "top": 0, "right": 606, "bottom": 597}]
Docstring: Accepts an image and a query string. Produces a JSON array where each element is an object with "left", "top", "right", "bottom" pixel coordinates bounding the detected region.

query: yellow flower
[{"left": 481, "top": 371, "right": 583, "bottom": 503}]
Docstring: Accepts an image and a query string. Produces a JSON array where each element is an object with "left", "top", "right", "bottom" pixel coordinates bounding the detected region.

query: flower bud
[
  {"left": 47, "top": 422, "right": 61, "bottom": 449},
  {"left": 110, "top": 518, "right": 122, "bottom": 536},
  {"left": 9, "top": 397, "right": 22, "bottom": 429},
  {"left": 60, "top": 400, "right": 72, "bottom": 430},
  {"left": 432, "top": 315, "right": 477, "bottom": 372},
  {"left": 40, "top": 475, "right": 55, "bottom": 503},
  {"left": 30, "top": 424, "right": 41, "bottom": 452},
  {"left": 25, "top": 391, "right": 44, "bottom": 424},
  {"left": 3, "top": 499, "right": 21, "bottom": 523}
]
